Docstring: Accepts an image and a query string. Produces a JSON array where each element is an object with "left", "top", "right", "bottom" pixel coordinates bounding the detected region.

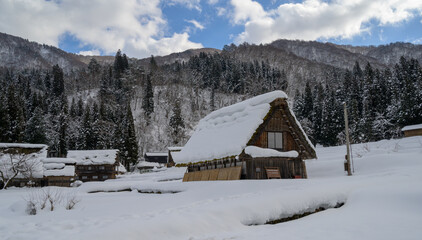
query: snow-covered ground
[{"left": 1, "top": 136, "right": 421, "bottom": 240}]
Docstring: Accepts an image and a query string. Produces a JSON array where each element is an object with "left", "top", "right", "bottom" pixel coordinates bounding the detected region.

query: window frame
[{"left": 267, "top": 132, "right": 283, "bottom": 150}]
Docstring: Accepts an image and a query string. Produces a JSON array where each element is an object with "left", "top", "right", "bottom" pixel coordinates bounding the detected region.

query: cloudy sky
[{"left": 1, "top": 0, "right": 422, "bottom": 58}]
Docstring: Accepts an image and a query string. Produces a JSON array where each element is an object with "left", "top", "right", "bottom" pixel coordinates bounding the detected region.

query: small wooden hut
[
  {"left": 144, "top": 152, "right": 168, "bottom": 164},
  {"left": 67, "top": 149, "right": 120, "bottom": 182},
  {"left": 168, "top": 147, "right": 183, "bottom": 166},
  {"left": 402, "top": 124, "right": 422, "bottom": 137},
  {"left": 173, "top": 91, "right": 317, "bottom": 181},
  {"left": 42, "top": 158, "right": 77, "bottom": 187}
]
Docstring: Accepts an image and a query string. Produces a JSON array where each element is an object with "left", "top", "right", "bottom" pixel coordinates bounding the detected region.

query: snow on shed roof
[
  {"left": 145, "top": 152, "right": 168, "bottom": 157},
  {"left": 173, "top": 91, "right": 291, "bottom": 164},
  {"left": 168, "top": 147, "right": 183, "bottom": 151},
  {"left": 41, "top": 158, "right": 77, "bottom": 164},
  {"left": 67, "top": 149, "right": 119, "bottom": 165},
  {"left": 44, "top": 165, "right": 75, "bottom": 177},
  {"left": 0, "top": 143, "right": 48, "bottom": 149},
  {"left": 402, "top": 124, "right": 422, "bottom": 131}
]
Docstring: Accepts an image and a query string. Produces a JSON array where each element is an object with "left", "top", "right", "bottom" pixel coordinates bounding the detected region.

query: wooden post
[{"left": 343, "top": 102, "right": 352, "bottom": 176}]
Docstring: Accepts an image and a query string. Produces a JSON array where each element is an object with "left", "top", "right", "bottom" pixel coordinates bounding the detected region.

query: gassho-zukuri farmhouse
[{"left": 173, "top": 90, "right": 317, "bottom": 181}]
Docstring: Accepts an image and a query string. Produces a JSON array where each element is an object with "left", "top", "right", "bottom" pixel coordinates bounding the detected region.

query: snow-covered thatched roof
[
  {"left": 174, "top": 90, "right": 309, "bottom": 164},
  {"left": 67, "top": 150, "right": 119, "bottom": 165}
]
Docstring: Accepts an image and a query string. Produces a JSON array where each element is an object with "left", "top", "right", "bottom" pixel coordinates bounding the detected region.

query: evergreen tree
[
  {"left": 88, "top": 58, "right": 101, "bottom": 74},
  {"left": 149, "top": 55, "right": 158, "bottom": 73},
  {"left": 142, "top": 75, "right": 154, "bottom": 118},
  {"left": 52, "top": 64, "right": 64, "bottom": 97},
  {"left": 122, "top": 103, "right": 138, "bottom": 170},
  {"left": 122, "top": 54, "right": 129, "bottom": 70},
  {"left": 24, "top": 107, "right": 47, "bottom": 144},
  {"left": 361, "top": 63, "right": 375, "bottom": 142},
  {"left": 113, "top": 49, "right": 124, "bottom": 78},
  {"left": 0, "top": 94, "right": 11, "bottom": 142},
  {"left": 169, "top": 99, "right": 185, "bottom": 145},
  {"left": 312, "top": 83, "right": 324, "bottom": 144},
  {"left": 302, "top": 81, "right": 313, "bottom": 119},
  {"left": 57, "top": 104, "right": 68, "bottom": 157},
  {"left": 7, "top": 85, "right": 25, "bottom": 142},
  {"left": 81, "top": 105, "right": 95, "bottom": 149}
]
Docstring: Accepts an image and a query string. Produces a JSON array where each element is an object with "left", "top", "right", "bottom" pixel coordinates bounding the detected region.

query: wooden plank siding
[
  {"left": 244, "top": 157, "right": 306, "bottom": 179},
  {"left": 403, "top": 129, "right": 422, "bottom": 137},
  {"left": 183, "top": 167, "right": 241, "bottom": 182}
]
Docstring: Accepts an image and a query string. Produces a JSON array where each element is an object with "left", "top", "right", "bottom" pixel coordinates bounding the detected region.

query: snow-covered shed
[
  {"left": 402, "top": 124, "right": 422, "bottom": 137},
  {"left": 173, "top": 91, "right": 316, "bottom": 181},
  {"left": 41, "top": 158, "right": 77, "bottom": 187},
  {"left": 144, "top": 152, "right": 168, "bottom": 164},
  {"left": 67, "top": 149, "right": 120, "bottom": 182},
  {"left": 168, "top": 147, "right": 183, "bottom": 166}
]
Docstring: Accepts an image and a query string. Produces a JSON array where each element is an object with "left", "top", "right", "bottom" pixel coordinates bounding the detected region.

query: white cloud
[
  {"left": 207, "top": 0, "right": 219, "bottom": 5},
  {"left": 167, "top": 0, "right": 201, "bottom": 11},
  {"left": 230, "top": 0, "right": 422, "bottom": 44},
  {"left": 186, "top": 19, "right": 205, "bottom": 30},
  {"left": 0, "top": 0, "right": 203, "bottom": 58},
  {"left": 78, "top": 49, "right": 101, "bottom": 56},
  {"left": 412, "top": 38, "right": 422, "bottom": 44},
  {"left": 216, "top": 7, "right": 227, "bottom": 16}
]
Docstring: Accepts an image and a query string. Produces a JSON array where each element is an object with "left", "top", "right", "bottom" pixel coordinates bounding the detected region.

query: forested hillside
[{"left": 1, "top": 32, "right": 421, "bottom": 169}]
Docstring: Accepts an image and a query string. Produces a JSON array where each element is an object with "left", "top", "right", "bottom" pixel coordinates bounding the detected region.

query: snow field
[{"left": 0, "top": 136, "right": 421, "bottom": 240}]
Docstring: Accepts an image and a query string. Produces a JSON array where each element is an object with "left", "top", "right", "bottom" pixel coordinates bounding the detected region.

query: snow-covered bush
[{"left": 24, "top": 188, "right": 81, "bottom": 214}]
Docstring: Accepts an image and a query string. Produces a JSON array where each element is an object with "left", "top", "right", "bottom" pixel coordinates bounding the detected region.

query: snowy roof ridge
[
  {"left": 67, "top": 149, "right": 119, "bottom": 165},
  {"left": 174, "top": 91, "right": 290, "bottom": 164}
]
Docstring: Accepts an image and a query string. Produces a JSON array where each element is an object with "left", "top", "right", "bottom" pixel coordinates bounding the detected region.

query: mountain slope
[
  {"left": 270, "top": 39, "right": 386, "bottom": 69},
  {"left": 337, "top": 42, "right": 422, "bottom": 66},
  {"left": 0, "top": 32, "right": 86, "bottom": 71}
]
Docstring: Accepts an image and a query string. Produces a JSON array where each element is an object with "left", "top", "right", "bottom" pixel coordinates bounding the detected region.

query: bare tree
[{"left": 0, "top": 150, "right": 41, "bottom": 189}]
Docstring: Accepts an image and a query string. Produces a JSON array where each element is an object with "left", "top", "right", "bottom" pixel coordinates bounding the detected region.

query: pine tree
[
  {"left": 113, "top": 49, "right": 124, "bottom": 78},
  {"left": 81, "top": 105, "right": 95, "bottom": 149},
  {"left": 302, "top": 81, "right": 313, "bottom": 119},
  {"left": 0, "top": 94, "right": 11, "bottom": 142},
  {"left": 122, "top": 54, "right": 129, "bottom": 70},
  {"left": 122, "top": 103, "right": 138, "bottom": 170},
  {"left": 24, "top": 107, "right": 47, "bottom": 144},
  {"left": 312, "top": 83, "right": 324, "bottom": 144},
  {"left": 52, "top": 64, "right": 64, "bottom": 97},
  {"left": 57, "top": 104, "right": 68, "bottom": 157},
  {"left": 7, "top": 85, "right": 25, "bottom": 142},
  {"left": 361, "top": 63, "right": 375, "bottom": 142},
  {"left": 142, "top": 75, "right": 154, "bottom": 118},
  {"left": 149, "top": 55, "right": 158, "bottom": 73},
  {"left": 169, "top": 99, "right": 185, "bottom": 145}
]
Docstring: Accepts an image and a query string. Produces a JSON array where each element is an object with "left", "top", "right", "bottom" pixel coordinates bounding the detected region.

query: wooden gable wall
[
  {"left": 247, "top": 98, "right": 316, "bottom": 160},
  {"left": 253, "top": 108, "right": 298, "bottom": 152}
]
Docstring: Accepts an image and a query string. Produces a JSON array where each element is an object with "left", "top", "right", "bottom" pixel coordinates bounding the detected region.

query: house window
[
  {"left": 92, "top": 176, "right": 98, "bottom": 179},
  {"left": 99, "top": 166, "right": 105, "bottom": 170},
  {"left": 102, "top": 175, "right": 108, "bottom": 179},
  {"left": 268, "top": 132, "right": 283, "bottom": 150},
  {"left": 82, "top": 176, "right": 88, "bottom": 180},
  {"left": 88, "top": 166, "right": 92, "bottom": 170}
]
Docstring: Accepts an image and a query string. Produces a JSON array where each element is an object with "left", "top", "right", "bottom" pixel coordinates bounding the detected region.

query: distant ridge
[{"left": 1, "top": 31, "right": 421, "bottom": 76}]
